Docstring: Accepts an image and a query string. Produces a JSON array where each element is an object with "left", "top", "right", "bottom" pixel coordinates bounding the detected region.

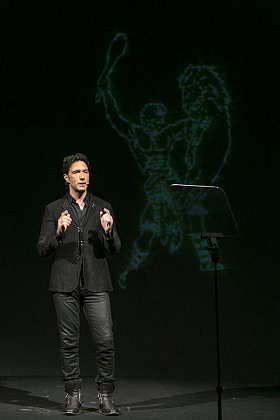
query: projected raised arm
[{"left": 96, "top": 33, "right": 138, "bottom": 142}]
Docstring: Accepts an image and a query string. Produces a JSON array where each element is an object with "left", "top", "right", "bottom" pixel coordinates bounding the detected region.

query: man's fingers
[
  {"left": 61, "top": 219, "right": 71, "bottom": 225},
  {"left": 62, "top": 219, "right": 71, "bottom": 231},
  {"left": 101, "top": 215, "right": 112, "bottom": 223},
  {"left": 99, "top": 208, "right": 113, "bottom": 232},
  {"left": 100, "top": 208, "right": 110, "bottom": 216},
  {"left": 57, "top": 210, "right": 72, "bottom": 234},
  {"left": 59, "top": 213, "right": 72, "bottom": 232},
  {"left": 62, "top": 214, "right": 72, "bottom": 220}
]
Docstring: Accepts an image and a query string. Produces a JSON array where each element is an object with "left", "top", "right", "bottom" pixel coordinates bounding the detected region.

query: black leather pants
[{"left": 52, "top": 288, "right": 115, "bottom": 393}]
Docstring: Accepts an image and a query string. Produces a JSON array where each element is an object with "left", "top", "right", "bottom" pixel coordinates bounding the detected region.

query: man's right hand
[{"left": 57, "top": 210, "right": 72, "bottom": 235}]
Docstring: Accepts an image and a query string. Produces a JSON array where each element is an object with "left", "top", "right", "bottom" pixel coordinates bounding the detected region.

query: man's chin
[{"left": 75, "top": 185, "right": 88, "bottom": 192}]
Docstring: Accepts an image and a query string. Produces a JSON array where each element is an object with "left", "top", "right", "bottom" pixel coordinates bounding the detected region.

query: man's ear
[{"left": 63, "top": 174, "right": 70, "bottom": 184}]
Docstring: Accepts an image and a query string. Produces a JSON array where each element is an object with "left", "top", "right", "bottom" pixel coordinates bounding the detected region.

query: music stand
[{"left": 170, "top": 183, "right": 239, "bottom": 420}]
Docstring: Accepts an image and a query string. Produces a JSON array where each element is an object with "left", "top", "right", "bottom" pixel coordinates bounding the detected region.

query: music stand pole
[{"left": 202, "top": 232, "right": 224, "bottom": 420}]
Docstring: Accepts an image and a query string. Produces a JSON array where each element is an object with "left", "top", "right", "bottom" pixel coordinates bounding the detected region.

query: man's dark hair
[{"left": 62, "top": 153, "right": 90, "bottom": 175}]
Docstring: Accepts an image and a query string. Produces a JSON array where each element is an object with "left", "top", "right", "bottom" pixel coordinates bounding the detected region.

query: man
[{"left": 37, "top": 153, "right": 121, "bottom": 416}]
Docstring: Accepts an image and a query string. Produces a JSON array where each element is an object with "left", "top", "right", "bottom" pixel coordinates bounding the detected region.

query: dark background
[{"left": 0, "top": 0, "right": 279, "bottom": 386}]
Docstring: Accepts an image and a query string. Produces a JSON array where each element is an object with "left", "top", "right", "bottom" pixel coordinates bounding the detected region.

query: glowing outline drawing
[{"left": 96, "top": 33, "right": 232, "bottom": 288}]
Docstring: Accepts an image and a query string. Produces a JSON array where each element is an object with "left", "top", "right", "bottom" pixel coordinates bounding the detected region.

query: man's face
[{"left": 64, "top": 160, "right": 90, "bottom": 193}]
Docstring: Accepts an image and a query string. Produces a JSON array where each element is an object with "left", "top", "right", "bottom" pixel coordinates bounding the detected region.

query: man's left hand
[{"left": 100, "top": 208, "right": 113, "bottom": 233}]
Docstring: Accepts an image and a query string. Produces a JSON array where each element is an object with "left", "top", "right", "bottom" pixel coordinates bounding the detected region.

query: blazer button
[{"left": 75, "top": 255, "right": 81, "bottom": 262}]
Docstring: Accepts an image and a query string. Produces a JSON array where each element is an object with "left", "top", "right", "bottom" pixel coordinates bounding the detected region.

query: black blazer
[{"left": 37, "top": 192, "right": 121, "bottom": 292}]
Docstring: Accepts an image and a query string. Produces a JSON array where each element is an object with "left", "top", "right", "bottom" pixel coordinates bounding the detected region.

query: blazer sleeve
[
  {"left": 101, "top": 203, "right": 121, "bottom": 255},
  {"left": 37, "top": 205, "right": 60, "bottom": 257}
]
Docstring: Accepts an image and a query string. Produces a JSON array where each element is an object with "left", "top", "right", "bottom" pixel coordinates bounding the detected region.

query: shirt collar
[{"left": 67, "top": 192, "right": 90, "bottom": 205}]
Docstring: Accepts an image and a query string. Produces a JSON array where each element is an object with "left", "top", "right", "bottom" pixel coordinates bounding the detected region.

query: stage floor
[{"left": 0, "top": 377, "right": 279, "bottom": 419}]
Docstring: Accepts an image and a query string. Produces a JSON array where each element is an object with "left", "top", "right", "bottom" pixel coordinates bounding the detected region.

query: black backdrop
[{"left": 0, "top": 0, "right": 279, "bottom": 385}]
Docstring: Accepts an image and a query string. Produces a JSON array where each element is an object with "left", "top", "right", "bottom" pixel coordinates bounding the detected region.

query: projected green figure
[{"left": 96, "top": 34, "right": 231, "bottom": 289}]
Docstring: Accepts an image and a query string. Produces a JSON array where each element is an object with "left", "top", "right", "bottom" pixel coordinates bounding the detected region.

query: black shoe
[
  {"left": 64, "top": 389, "right": 82, "bottom": 415},
  {"left": 98, "top": 392, "right": 120, "bottom": 416}
]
